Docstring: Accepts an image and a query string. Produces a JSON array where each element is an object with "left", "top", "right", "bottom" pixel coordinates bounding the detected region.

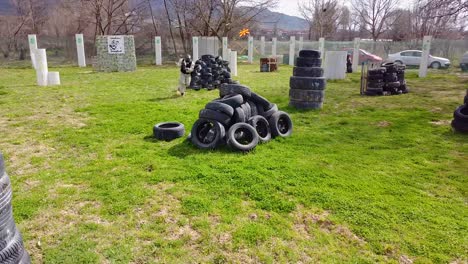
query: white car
[{"left": 388, "top": 50, "right": 451, "bottom": 69}]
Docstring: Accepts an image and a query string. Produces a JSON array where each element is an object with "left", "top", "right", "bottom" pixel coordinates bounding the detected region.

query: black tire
[
  {"left": 219, "top": 84, "right": 252, "bottom": 98},
  {"left": 367, "top": 75, "right": 384, "bottom": 81},
  {"left": 385, "top": 81, "right": 400, "bottom": 88},
  {"left": 0, "top": 230, "right": 24, "bottom": 264},
  {"left": 269, "top": 111, "right": 293, "bottom": 138},
  {"left": 190, "top": 119, "right": 226, "bottom": 149},
  {"left": 382, "top": 62, "right": 398, "bottom": 73},
  {"left": 289, "top": 100, "right": 323, "bottom": 110},
  {"left": 233, "top": 107, "right": 247, "bottom": 123},
  {"left": 250, "top": 92, "right": 271, "bottom": 109},
  {"left": 289, "top": 89, "right": 324, "bottom": 102},
  {"left": 368, "top": 68, "right": 386, "bottom": 75},
  {"left": 215, "top": 94, "right": 244, "bottom": 108},
  {"left": 199, "top": 109, "right": 231, "bottom": 126},
  {"left": 248, "top": 115, "right": 272, "bottom": 143},
  {"left": 366, "top": 87, "right": 383, "bottom": 95},
  {"left": 451, "top": 119, "right": 468, "bottom": 133},
  {"left": 205, "top": 102, "right": 234, "bottom": 117},
  {"left": 259, "top": 104, "right": 278, "bottom": 119},
  {"left": 296, "top": 57, "right": 322, "bottom": 67},
  {"left": 247, "top": 101, "right": 258, "bottom": 117},
  {"left": 201, "top": 55, "right": 213, "bottom": 60},
  {"left": 290, "top": 76, "right": 326, "bottom": 90},
  {"left": 367, "top": 82, "right": 384, "bottom": 88},
  {"left": 293, "top": 67, "right": 324, "bottom": 77},
  {"left": 153, "top": 122, "right": 185, "bottom": 141},
  {"left": 227, "top": 123, "right": 259, "bottom": 152},
  {"left": 240, "top": 103, "right": 252, "bottom": 120},
  {"left": 464, "top": 95, "right": 468, "bottom": 105},
  {"left": 454, "top": 105, "right": 468, "bottom": 121},
  {"left": 299, "top": 50, "right": 321, "bottom": 58}
]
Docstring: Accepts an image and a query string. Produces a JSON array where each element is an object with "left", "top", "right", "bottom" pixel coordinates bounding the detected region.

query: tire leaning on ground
[
  {"left": 269, "top": 111, "right": 293, "bottom": 138},
  {"left": 293, "top": 67, "right": 324, "bottom": 77},
  {"left": 454, "top": 105, "right": 468, "bottom": 121},
  {"left": 248, "top": 115, "right": 272, "bottom": 143},
  {"left": 250, "top": 92, "right": 271, "bottom": 109},
  {"left": 199, "top": 109, "right": 232, "bottom": 126},
  {"left": 259, "top": 104, "right": 278, "bottom": 119},
  {"left": 299, "top": 50, "right": 321, "bottom": 58},
  {"left": 227, "top": 123, "right": 259, "bottom": 151},
  {"left": 190, "top": 119, "right": 226, "bottom": 149},
  {"left": 290, "top": 77, "right": 326, "bottom": 90},
  {"left": 289, "top": 89, "right": 324, "bottom": 103},
  {"left": 153, "top": 122, "right": 185, "bottom": 141},
  {"left": 296, "top": 57, "right": 322, "bottom": 67}
]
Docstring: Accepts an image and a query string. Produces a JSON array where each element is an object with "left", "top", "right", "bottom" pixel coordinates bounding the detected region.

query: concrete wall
[{"left": 94, "top": 35, "right": 137, "bottom": 72}]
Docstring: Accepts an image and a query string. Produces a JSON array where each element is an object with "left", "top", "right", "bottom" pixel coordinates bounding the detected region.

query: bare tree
[
  {"left": 419, "top": 0, "right": 468, "bottom": 18},
  {"left": 299, "top": 0, "right": 341, "bottom": 40},
  {"left": 351, "top": 0, "right": 399, "bottom": 41}
]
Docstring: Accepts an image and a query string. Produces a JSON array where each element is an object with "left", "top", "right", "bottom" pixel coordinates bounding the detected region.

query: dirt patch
[
  {"left": 167, "top": 225, "right": 201, "bottom": 241},
  {"left": 399, "top": 255, "right": 413, "bottom": 264},
  {"left": 377, "top": 121, "right": 392, "bottom": 128},
  {"left": 430, "top": 120, "right": 451, "bottom": 126}
]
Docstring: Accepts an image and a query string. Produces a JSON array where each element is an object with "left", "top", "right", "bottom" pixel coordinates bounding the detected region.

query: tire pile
[
  {"left": 190, "top": 55, "right": 236, "bottom": 90},
  {"left": 0, "top": 153, "right": 30, "bottom": 264},
  {"left": 366, "top": 62, "right": 409, "bottom": 96},
  {"left": 451, "top": 90, "right": 468, "bottom": 133},
  {"left": 289, "top": 50, "right": 326, "bottom": 110},
  {"left": 190, "top": 84, "right": 293, "bottom": 151}
]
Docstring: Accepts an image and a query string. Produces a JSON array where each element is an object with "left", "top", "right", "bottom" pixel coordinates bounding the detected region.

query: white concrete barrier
[
  {"left": 47, "top": 72, "right": 61, "bottom": 86},
  {"left": 324, "top": 51, "right": 347, "bottom": 80},
  {"left": 76, "top": 34, "right": 86, "bottom": 67}
]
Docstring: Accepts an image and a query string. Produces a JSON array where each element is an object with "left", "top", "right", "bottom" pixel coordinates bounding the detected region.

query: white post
[
  {"left": 299, "top": 36, "right": 304, "bottom": 52},
  {"left": 155, "top": 36, "right": 162, "bottom": 65},
  {"left": 222, "top": 37, "right": 228, "bottom": 60},
  {"left": 272, "top": 37, "right": 277, "bottom": 57},
  {"left": 35, "top": 49, "right": 48, "bottom": 86},
  {"left": 248, "top": 36, "right": 254, "bottom": 63},
  {"left": 352, "top": 37, "right": 360, "bottom": 72},
  {"left": 324, "top": 51, "right": 347, "bottom": 80},
  {"left": 289, "top": 36, "right": 296, "bottom": 66},
  {"left": 193, "top": 37, "right": 199, "bottom": 60},
  {"left": 319, "top": 37, "right": 325, "bottom": 58},
  {"left": 47, "top": 72, "right": 61, "bottom": 86},
  {"left": 419, "top": 35, "right": 432, "bottom": 78},
  {"left": 75, "top": 34, "right": 86, "bottom": 67},
  {"left": 28, "top": 34, "right": 38, "bottom": 69},
  {"left": 231, "top": 51, "right": 238, "bottom": 77},
  {"left": 260, "top": 36, "right": 265, "bottom": 56}
]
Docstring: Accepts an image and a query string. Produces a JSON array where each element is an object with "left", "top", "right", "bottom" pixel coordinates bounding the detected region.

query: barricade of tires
[
  {"left": 366, "top": 63, "right": 409, "bottom": 96},
  {"left": 0, "top": 152, "right": 31, "bottom": 264},
  {"left": 190, "top": 55, "right": 237, "bottom": 90},
  {"left": 190, "top": 84, "right": 293, "bottom": 151},
  {"left": 451, "top": 89, "right": 468, "bottom": 133},
  {"left": 289, "top": 50, "right": 326, "bottom": 109}
]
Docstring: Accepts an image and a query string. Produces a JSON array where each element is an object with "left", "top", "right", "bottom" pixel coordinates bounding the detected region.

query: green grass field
[{"left": 0, "top": 64, "right": 466, "bottom": 263}]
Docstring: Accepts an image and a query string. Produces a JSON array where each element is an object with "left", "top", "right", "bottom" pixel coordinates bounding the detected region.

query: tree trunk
[{"left": 163, "top": 0, "right": 178, "bottom": 55}]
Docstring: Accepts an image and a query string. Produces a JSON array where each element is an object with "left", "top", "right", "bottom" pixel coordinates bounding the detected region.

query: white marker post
[
  {"left": 48, "top": 72, "right": 61, "bottom": 86},
  {"left": 231, "top": 51, "right": 238, "bottom": 77},
  {"left": 155, "top": 36, "right": 162, "bottom": 65},
  {"left": 75, "top": 34, "right": 86, "bottom": 67},
  {"left": 222, "top": 37, "right": 228, "bottom": 60},
  {"left": 419, "top": 35, "right": 432, "bottom": 78},
  {"left": 248, "top": 36, "right": 254, "bottom": 63},
  {"left": 272, "top": 37, "right": 277, "bottom": 57},
  {"left": 352, "top": 37, "right": 360, "bottom": 72},
  {"left": 28, "top": 35, "right": 38, "bottom": 69},
  {"left": 319, "top": 37, "right": 325, "bottom": 58},
  {"left": 289, "top": 36, "right": 296, "bottom": 66},
  {"left": 260, "top": 36, "right": 265, "bottom": 56},
  {"left": 193, "top": 37, "right": 199, "bottom": 60},
  {"left": 35, "top": 49, "right": 48, "bottom": 86},
  {"left": 299, "top": 36, "right": 304, "bottom": 52}
]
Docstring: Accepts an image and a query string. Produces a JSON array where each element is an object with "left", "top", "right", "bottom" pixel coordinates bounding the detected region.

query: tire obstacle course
[
  {"left": 189, "top": 55, "right": 238, "bottom": 91},
  {"left": 364, "top": 62, "right": 409, "bottom": 96},
  {"left": 0, "top": 153, "right": 31, "bottom": 264},
  {"left": 289, "top": 50, "right": 327, "bottom": 110},
  {"left": 189, "top": 84, "right": 293, "bottom": 152}
]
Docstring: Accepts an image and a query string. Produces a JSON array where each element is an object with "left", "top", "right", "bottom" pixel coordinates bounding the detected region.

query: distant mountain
[{"left": 256, "top": 9, "right": 308, "bottom": 31}]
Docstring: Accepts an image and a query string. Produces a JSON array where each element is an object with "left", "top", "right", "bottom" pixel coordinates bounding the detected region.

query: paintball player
[{"left": 177, "top": 55, "right": 195, "bottom": 96}]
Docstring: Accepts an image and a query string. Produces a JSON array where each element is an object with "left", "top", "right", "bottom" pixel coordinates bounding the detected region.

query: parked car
[
  {"left": 460, "top": 52, "right": 468, "bottom": 72},
  {"left": 388, "top": 50, "right": 451, "bottom": 69},
  {"left": 344, "top": 48, "right": 383, "bottom": 64}
]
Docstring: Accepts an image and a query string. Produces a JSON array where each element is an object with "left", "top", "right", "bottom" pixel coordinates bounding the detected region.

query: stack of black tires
[
  {"left": 366, "top": 63, "right": 409, "bottom": 96},
  {"left": 451, "top": 90, "right": 468, "bottom": 133},
  {"left": 190, "top": 55, "right": 237, "bottom": 90},
  {"left": 0, "top": 152, "right": 30, "bottom": 264},
  {"left": 190, "top": 84, "right": 293, "bottom": 151},
  {"left": 289, "top": 50, "right": 326, "bottom": 109}
]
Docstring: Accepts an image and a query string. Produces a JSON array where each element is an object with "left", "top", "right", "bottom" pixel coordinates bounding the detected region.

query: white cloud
[{"left": 272, "top": 0, "right": 302, "bottom": 17}]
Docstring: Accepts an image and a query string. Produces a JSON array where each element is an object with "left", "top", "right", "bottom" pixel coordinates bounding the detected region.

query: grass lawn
[{"left": 0, "top": 64, "right": 466, "bottom": 263}]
